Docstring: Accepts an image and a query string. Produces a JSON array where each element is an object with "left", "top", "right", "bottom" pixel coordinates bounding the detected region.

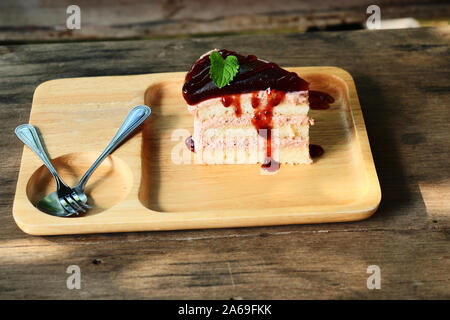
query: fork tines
[{"left": 58, "top": 192, "right": 91, "bottom": 216}]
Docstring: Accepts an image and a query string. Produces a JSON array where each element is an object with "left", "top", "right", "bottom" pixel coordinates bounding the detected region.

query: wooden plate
[{"left": 12, "top": 67, "right": 381, "bottom": 235}]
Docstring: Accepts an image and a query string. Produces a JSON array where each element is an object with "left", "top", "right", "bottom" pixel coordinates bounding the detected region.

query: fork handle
[
  {"left": 77, "top": 105, "right": 151, "bottom": 190},
  {"left": 15, "top": 124, "right": 64, "bottom": 188}
]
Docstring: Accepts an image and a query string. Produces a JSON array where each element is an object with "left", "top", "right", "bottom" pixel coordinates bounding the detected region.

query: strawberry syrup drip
[
  {"left": 309, "top": 144, "right": 324, "bottom": 158},
  {"left": 309, "top": 90, "right": 334, "bottom": 110},
  {"left": 251, "top": 92, "right": 260, "bottom": 109},
  {"left": 251, "top": 90, "right": 285, "bottom": 169},
  {"left": 185, "top": 136, "right": 195, "bottom": 152},
  {"left": 221, "top": 95, "right": 242, "bottom": 117}
]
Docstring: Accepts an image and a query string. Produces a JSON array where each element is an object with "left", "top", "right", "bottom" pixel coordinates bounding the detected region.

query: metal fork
[{"left": 15, "top": 124, "right": 90, "bottom": 216}]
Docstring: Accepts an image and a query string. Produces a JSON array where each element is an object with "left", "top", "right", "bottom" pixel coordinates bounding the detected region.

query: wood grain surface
[
  {"left": 0, "top": 27, "right": 449, "bottom": 298},
  {"left": 0, "top": 0, "right": 449, "bottom": 42}
]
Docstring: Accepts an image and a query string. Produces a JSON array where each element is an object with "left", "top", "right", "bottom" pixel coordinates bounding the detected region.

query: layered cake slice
[{"left": 182, "top": 49, "right": 312, "bottom": 167}]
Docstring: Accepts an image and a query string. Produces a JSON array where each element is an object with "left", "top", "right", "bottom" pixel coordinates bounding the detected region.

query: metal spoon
[
  {"left": 36, "top": 105, "right": 151, "bottom": 216},
  {"left": 15, "top": 124, "right": 81, "bottom": 217}
]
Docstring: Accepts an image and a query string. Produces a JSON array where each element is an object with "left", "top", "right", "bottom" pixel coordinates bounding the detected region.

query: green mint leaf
[{"left": 209, "top": 51, "right": 239, "bottom": 88}]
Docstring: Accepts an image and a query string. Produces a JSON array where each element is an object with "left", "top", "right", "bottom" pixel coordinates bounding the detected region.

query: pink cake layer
[
  {"left": 195, "top": 114, "right": 313, "bottom": 128},
  {"left": 201, "top": 137, "right": 309, "bottom": 149}
]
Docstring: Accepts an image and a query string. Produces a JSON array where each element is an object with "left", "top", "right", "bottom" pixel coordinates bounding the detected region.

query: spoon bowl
[{"left": 36, "top": 187, "right": 87, "bottom": 216}]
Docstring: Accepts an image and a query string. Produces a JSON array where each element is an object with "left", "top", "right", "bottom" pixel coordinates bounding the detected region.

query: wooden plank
[
  {"left": 0, "top": 228, "right": 447, "bottom": 299},
  {"left": 0, "top": 27, "right": 449, "bottom": 298},
  {"left": 0, "top": 0, "right": 449, "bottom": 42}
]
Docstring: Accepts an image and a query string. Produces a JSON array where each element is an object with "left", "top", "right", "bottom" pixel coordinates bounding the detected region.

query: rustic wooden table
[
  {"left": 1, "top": 0, "right": 448, "bottom": 42},
  {"left": 0, "top": 27, "right": 448, "bottom": 299}
]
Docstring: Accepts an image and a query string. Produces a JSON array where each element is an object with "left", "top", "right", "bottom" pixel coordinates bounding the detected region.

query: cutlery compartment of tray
[{"left": 26, "top": 152, "right": 133, "bottom": 215}]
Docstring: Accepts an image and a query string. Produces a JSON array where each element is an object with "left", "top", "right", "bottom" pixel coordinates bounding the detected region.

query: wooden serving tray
[{"left": 13, "top": 67, "right": 381, "bottom": 235}]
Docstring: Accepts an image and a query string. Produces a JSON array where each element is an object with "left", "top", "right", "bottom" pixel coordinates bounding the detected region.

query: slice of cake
[{"left": 182, "top": 49, "right": 312, "bottom": 168}]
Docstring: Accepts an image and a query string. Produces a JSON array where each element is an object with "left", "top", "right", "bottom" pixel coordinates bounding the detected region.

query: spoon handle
[
  {"left": 15, "top": 124, "right": 61, "bottom": 180},
  {"left": 77, "top": 105, "right": 151, "bottom": 190}
]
